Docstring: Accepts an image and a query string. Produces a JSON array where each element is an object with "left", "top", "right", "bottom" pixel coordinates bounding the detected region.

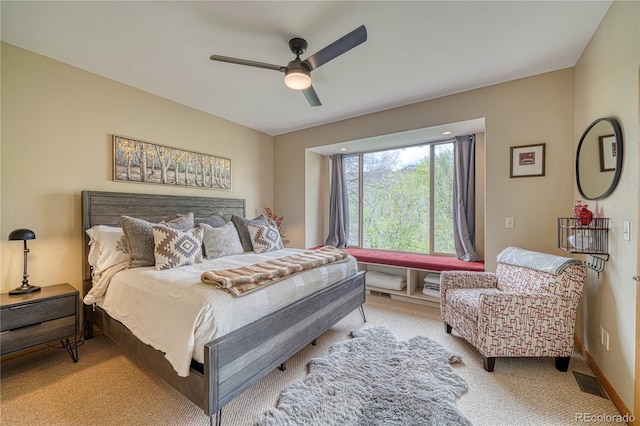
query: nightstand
[{"left": 1, "top": 283, "right": 79, "bottom": 362}]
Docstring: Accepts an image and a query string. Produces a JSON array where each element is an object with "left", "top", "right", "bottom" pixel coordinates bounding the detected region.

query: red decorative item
[
  {"left": 578, "top": 205, "right": 593, "bottom": 226},
  {"left": 573, "top": 200, "right": 583, "bottom": 218}
]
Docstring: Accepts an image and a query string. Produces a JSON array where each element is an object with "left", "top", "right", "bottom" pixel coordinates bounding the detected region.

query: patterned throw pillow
[
  {"left": 121, "top": 213, "right": 195, "bottom": 268},
  {"left": 247, "top": 222, "right": 284, "bottom": 254},
  {"left": 200, "top": 222, "right": 244, "bottom": 259},
  {"left": 152, "top": 225, "right": 204, "bottom": 270},
  {"left": 85, "top": 225, "right": 130, "bottom": 275},
  {"left": 231, "top": 214, "right": 268, "bottom": 252}
]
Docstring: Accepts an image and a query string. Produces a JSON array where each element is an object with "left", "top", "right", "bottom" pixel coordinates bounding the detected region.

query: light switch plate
[
  {"left": 505, "top": 217, "right": 515, "bottom": 228},
  {"left": 624, "top": 221, "right": 631, "bottom": 241}
]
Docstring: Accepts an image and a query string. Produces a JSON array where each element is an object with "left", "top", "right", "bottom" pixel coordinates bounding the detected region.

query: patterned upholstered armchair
[{"left": 440, "top": 246, "right": 587, "bottom": 372}]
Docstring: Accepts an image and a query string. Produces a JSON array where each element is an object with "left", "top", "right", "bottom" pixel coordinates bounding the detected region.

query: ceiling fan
[{"left": 209, "top": 25, "right": 367, "bottom": 107}]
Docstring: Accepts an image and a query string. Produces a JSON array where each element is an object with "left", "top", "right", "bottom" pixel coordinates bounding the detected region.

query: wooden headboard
[{"left": 81, "top": 190, "right": 246, "bottom": 287}]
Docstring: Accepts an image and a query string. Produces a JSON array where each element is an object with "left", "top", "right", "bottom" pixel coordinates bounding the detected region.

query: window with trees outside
[{"left": 344, "top": 141, "right": 455, "bottom": 255}]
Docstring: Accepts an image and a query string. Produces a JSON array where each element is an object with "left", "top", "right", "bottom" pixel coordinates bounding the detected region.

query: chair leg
[
  {"left": 444, "top": 322, "right": 452, "bottom": 334},
  {"left": 555, "top": 356, "right": 571, "bottom": 372},
  {"left": 482, "top": 356, "right": 496, "bottom": 372}
]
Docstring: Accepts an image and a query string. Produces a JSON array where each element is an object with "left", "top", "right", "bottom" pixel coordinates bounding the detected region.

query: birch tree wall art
[{"left": 113, "top": 135, "right": 231, "bottom": 190}]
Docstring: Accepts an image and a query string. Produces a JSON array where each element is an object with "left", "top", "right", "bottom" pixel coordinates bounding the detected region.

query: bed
[{"left": 81, "top": 190, "right": 366, "bottom": 425}]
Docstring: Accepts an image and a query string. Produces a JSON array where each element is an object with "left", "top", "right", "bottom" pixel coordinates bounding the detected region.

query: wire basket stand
[{"left": 557, "top": 217, "right": 610, "bottom": 276}]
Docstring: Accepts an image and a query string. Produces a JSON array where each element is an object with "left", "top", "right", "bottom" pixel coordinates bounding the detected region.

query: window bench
[{"left": 345, "top": 248, "right": 485, "bottom": 306}]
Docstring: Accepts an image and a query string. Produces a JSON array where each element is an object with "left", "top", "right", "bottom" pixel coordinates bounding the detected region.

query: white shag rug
[{"left": 257, "top": 326, "right": 471, "bottom": 425}]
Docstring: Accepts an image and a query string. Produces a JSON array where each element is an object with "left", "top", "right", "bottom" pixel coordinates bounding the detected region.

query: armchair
[{"left": 440, "top": 246, "right": 587, "bottom": 372}]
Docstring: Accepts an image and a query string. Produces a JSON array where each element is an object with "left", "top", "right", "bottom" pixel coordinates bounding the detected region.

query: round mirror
[{"left": 576, "top": 118, "right": 623, "bottom": 200}]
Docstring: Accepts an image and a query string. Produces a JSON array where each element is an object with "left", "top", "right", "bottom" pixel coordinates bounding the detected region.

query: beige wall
[
  {"left": 304, "top": 150, "right": 328, "bottom": 248},
  {"left": 573, "top": 0, "right": 639, "bottom": 412},
  {"left": 0, "top": 43, "right": 274, "bottom": 295},
  {"left": 274, "top": 68, "right": 575, "bottom": 271}
]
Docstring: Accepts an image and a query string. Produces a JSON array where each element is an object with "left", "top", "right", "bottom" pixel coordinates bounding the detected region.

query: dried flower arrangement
[{"left": 265, "top": 207, "right": 285, "bottom": 237}]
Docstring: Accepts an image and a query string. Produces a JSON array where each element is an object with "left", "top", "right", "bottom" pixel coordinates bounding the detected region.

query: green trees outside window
[{"left": 344, "top": 142, "right": 454, "bottom": 255}]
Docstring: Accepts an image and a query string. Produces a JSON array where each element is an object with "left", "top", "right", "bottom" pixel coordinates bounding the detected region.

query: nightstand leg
[{"left": 61, "top": 336, "right": 78, "bottom": 362}]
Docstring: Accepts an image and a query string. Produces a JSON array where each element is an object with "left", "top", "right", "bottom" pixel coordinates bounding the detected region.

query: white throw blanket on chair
[{"left": 496, "top": 246, "right": 582, "bottom": 275}]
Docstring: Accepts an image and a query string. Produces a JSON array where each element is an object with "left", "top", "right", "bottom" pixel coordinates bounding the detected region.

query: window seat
[
  {"left": 345, "top": 248, "right": 484, "bottom": 306},
  {"left": 345, "top": 248, "right": 485, "bottom": 272}
]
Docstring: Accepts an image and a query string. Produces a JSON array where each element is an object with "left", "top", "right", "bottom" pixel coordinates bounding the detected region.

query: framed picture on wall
[
  {"left": 113, "top": 135, "right": 232, "bottom": 190},
  {"left": 509, "top": 143, "right": 545, "bottom": 178},
  {"left": 598, "top": 134, "right": 616, "bottom": 172}
]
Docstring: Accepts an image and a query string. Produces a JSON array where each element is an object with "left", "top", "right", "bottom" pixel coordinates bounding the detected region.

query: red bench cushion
[{"left": 345, "top": 248, "right": 484, "bottom": 272}]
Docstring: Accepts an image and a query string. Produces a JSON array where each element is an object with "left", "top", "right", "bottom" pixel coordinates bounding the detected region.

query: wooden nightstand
[{"left": 1, "top": 283, "right": 79, "bottom": 362}]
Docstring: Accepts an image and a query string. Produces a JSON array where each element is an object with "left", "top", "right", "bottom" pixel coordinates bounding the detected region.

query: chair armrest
[
  {"left": 440, "top": 272, "right": 498, "bottom": 311},
  {"left": 440, "top": 271, "right": 498, "bottom": 290}
]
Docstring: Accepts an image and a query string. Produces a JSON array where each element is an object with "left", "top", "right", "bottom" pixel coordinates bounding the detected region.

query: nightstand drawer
[
  {"left": 1, "top": 295, "right": 76, "bottom": 332},
  {"left": 1, "top": 316, "right": 76, "bottom": 354}
]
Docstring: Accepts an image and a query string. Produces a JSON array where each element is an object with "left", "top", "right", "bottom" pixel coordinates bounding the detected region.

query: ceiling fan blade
[
  {"left": 302, "top": 85, "right": 321, "bottom": 107},
  {"left": 209, "top": 55, "right": 284, "bottom": 72},
  {"left": 304, "top": 25, "right": 367, "bottom": 71}
]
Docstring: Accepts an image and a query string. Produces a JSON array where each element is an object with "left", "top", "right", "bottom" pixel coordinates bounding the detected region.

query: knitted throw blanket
[{"left": 201, "top": 245, "right": 349, "bottom": 297}]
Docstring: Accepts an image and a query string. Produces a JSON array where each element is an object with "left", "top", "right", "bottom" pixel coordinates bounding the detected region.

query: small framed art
[{"left": 510, "top": 143, "right": 545, "bottom": 178}]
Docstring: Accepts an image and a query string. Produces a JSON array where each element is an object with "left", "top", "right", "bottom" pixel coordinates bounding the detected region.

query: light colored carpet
[{"left": 0, "top": 295, "right": 623, "bottom": 426}]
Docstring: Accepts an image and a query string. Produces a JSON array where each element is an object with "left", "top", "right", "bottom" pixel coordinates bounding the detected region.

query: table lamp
[{"left": 8, "top": 228, "right": 41, "bottom": 295}]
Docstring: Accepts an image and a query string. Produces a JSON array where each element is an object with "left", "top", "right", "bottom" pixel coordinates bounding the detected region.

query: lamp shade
[
  {"left": 9, "top": 229, "right": 36, "bottom": 241},
  {"left": 284, "top": 69, "right": 312, "bottom": 90},
  {"left": 283, "top": 58, "right": 312, "bottom": 91}
]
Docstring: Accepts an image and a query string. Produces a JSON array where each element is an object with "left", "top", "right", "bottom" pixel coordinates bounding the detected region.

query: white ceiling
[{"left": 1, "top": 1, "right": 611, "bottom": 137}]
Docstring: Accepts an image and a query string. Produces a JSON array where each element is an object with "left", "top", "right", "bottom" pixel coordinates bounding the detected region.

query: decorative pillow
[
  {"left": 121, "top": 212, "right": 195, "bottom": 268},
  {"left": 195, "top": 212, "right": 227, "bottom": 228},
  {"left": 231, "top": 214, "right": 268, "bottom": 252},
  {"left": 200, "top": 222, "right": 244, "bottom": 259},
  {"left": 85, "top": 225, "right": 130, "bottom": 275},
  {"left": 152, "top": 225, "right": 204, "bottom": 270},
  {"left": 247, "top": 222, "right": 284, "bottom": 254}
]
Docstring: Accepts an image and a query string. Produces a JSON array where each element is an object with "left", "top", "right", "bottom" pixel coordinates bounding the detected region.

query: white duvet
[{"left": 87, "top": 248, "right": 358, "bottom": 377}]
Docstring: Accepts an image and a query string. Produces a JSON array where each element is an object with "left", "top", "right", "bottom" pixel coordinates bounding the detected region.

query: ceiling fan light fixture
[
  {"left": 210, "top": 25, "right": 366, "bottom": 105},
  {"left": 284, "top": 68, "right": 312, "bottom": 90}
]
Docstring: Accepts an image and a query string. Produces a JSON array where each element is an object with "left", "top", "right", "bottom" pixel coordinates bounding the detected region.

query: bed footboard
[{"left": 204, "top": 270, "right": 365, "bottom": 415}]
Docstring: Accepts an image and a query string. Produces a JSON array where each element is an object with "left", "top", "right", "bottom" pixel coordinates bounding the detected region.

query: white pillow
[
  {"left": 247, "top": 222, "right": 284, "bottom": 254},
  {"left": 85, "top": 225, "right": 130, "bottom": 275},
  {"left": 200, "top": 222, "right": 244, "bottom": 259}
]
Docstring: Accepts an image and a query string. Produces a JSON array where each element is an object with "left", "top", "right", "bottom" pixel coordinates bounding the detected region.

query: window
[{"left": 344, "top": 141, "right": 455, "bottom": 254}]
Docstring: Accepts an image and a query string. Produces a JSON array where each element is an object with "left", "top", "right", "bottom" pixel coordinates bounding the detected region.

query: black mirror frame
[{"left": 576, "top": 117, "right": 623, "bottom": 200}]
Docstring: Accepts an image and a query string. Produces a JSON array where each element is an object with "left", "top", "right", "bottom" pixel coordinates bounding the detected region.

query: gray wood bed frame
[{"left": 81, "top": 190, "right": 366, "bottom": 425}]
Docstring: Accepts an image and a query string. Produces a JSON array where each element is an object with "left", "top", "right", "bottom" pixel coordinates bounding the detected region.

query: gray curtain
[
  {"left": 325, "top": 154, "right": 349, "bottom": 248},
  {"left": 453, "top": 135, "right": 480, "bottom": 261}
]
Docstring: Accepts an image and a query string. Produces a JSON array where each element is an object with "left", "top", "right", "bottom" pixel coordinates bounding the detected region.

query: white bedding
[{"left": 92, "top": 248, "right": 358, "bottom": 377}]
